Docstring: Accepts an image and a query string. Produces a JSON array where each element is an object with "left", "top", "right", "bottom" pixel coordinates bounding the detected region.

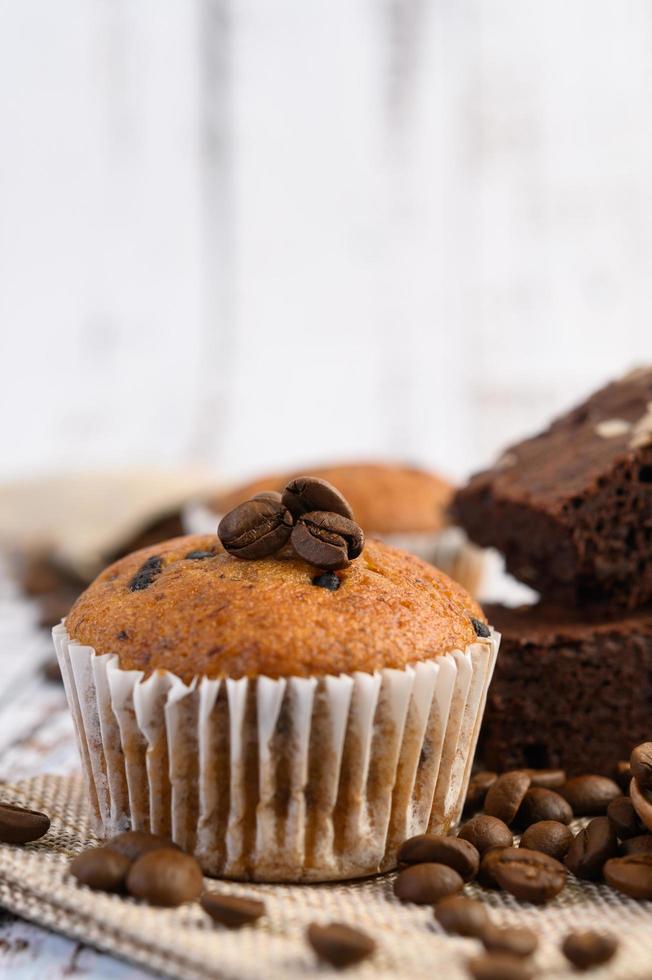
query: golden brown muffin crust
[
  {"left": 65, "top": 535, "right": 486, "bottom": 682},
  {"left": 209, "top": 463, "right": 453, "bottom": 535}
]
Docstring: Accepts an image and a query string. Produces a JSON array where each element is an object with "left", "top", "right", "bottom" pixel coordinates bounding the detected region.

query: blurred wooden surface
[{"left": 2, "top": 1, "right": 652, "bottom": 488}]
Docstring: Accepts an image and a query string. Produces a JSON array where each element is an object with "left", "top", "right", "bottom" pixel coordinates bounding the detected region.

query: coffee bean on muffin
[
  {"left": 282, "top": 477, "right": 354, "bottom": 521},
  {"left": 607, "top": 796, "right": 644, "bottom": 840},
  {"left": 561, "top": 931, "right": 618, "bottom": 971},
  {"left": 630, "top": 742, "right": 652, "bottom": 789},
  {"left": 467, "top": 952, "right": 533, "bottom": 980},
  {"left": 516, "top": 787, "right": 573, "bottom": 828},
  {"left": 604, "top": 853, "right": 652, "bottom": 899},
  {"left": 458, "top": 815, "right": 513, "bottom": 855},
  {"left": 218, "top": 497, "right": 294, "bottom": 560},
  {"left": 398, "top": 835, "right": 479, "bottom": 881},
  {"left": 621, "top": 834, "right": 652, "bottom": 856},
  {"left": 434, "top": 895, "right": 490, "bottom": 937},
  {"left": 0, "top": 803, "right": 50, "bottom": 844},
  {"left": 291, "top": 512, "right": 364, "bottom": 570},
  {"left": 129, "top": 555, "right": 163, "bottom": 592},
  {"left": 629, "top": 777, "right": 652, "bottom": 832},
  {"left": 307, "top": 922, "right": 375, "bottom": 969},
  {"left": 484, "top": 772, "right": 531, "bottom": 826},
  {"left": 564, "top": 817, "right": 618, "bottom": 881},
  {"left": 481, "top": 925, "right": 538, "bottom": 959},
  {"left": 105, "top": 830, "right": 179, "bottom": 862},
  {"left": 70, "top": 847, "right": 130, "bottom": 893},
  {"left": 526, "top": 768, "right": 566, "bottom": 790},
  {"left": 201, "top": 892, "right": 265, "bottom": 928},
  {"left": 312, "top": 571, "right": 340, "bottom": 591},
  {"left": 491, "top": 848, "right": 566, "bottom": 903},
  {"left": 520, "top": 821, "right": 573, "bottom": 861},
  {"left": 126, "top": 848, "right": 203, "bottom": 907},
  {"left": 393, "top": 863, "right": 463, "bottom": 904},
  {"left": 464, "top": 772, "right": 497, "bottom": 812},
  {"left": 560, "top": 775, "right": 620, "bottom": 815}
]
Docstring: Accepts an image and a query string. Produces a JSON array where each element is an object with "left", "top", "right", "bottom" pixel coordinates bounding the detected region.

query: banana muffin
[
  {"left": 56, "top": 481, "right": 497, "bottom": 883},
  {"left": 187, "top": 462, "right": 485, "bottom": 594}
]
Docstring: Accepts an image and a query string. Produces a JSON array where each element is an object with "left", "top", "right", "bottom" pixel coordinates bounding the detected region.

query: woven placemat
[{"left": 0, "top": 775, "right": 650, "bottom": 980}]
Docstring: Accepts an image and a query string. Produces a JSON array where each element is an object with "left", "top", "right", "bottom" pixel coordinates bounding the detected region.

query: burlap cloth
[{"left": 0, "top": 776, "right": 650, "bottom": 980}]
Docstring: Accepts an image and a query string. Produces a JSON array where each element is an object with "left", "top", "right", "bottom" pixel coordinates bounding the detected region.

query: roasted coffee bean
[
  {"left": 520, "top": 821, "right": 573, "bottom": 861},
  {"left": 477, "top": 847, "right": 510, "bottom": 889},
  {"left": 126, "top": 848, "right": 203, "bottom": 907},
  {"left": 393, "top": 863, "right": 463, "bottom": 904},
  {"left": 471, "top": 617, "right": 491, "bottom": 638},
  {"left": 629, "top": 777, "right": 652, "bottom": 832},
  {"left": 467, "top": 952, "right": 533, "bottom": 980},
  {"left": 621, "top": 834, "right": 652, "bottom": 856},
  {"left": 481, "top": 924, "right": 538, "bottom": 958},
  {"left": 604, "top": 853, "right": 652, "bottom": 898},
  {"left": 630, "top": 742, "right": 652, "bottom": 789},
  {"left": 484, "top": 771, "right": 531, "bottom": 826},
  {"left": 615, "top": 760, "right": 632, "bottom": 791},
  {"left": 465, "top": 771, "right": 497, "bottom": 812},
  {"left": 129, "top": 555, "right": 163, "bottom": 592},
  {"left": 560, "top": 774, "right": 620, "bottom": 815},
  {"left": 561, "top": 931, "right": 618, "bottom": 971},
  {"left": 307, "top": 922, "right": 375, "bottom": 968},
  {"left": 516, "top": 787, "right": 573, "bottom": 828},
  {"left": 398, "top": 834, "right": 479, "bottom": 881},
  {"left": 526, "top": 768, "right": 566, "bottom": 790},
  {"left": 312, "top": 571, "right": 341, "bottom": 591},
  {"left": 564, "top": 817, "right": 618, "bottom": 881},
  {"left": 608, "top": 795, "right": 643, "bottom": 840},
  {"left": 218, "top": 498, "right": 293, "bottom": 560},
  {"left": 0, "top": 803, "right": 50, "bottom": 844},
  {"left": 201, "top": 892, "right": 265, "bottom": 928},
  {"left": 491, "top": 847, "right": 566, "bottom": 904},
  {"left": 434, "top": 895, "right": 490, "bottom": 937},
  {"left": 106, "top": 830, "right": 179, "bottom": 862},
  {"left": 291, "top": 512, "right": 364, "bottom": 570},
  {"left": 282, "top": 477, "right": 353, "bottom": 521},
  {"left": 252, "top": 491, "right": 283, "bottom": 504},
  {"left": 184, "top": 550, "right": 216, "bottom": 560},
  {"left": 458, "top": 814, "right": 513, "bottom": 855},
  {"left": 70, "top": 846, "right": 130, "bottom": 893}
]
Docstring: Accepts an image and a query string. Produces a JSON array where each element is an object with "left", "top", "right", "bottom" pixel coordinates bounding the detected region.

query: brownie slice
[
  {"left": 453, "top": 367, "right": 652, "bottom": 608},
  {"left": 480, "top": 602, "right": 652, "bottom": 776}
]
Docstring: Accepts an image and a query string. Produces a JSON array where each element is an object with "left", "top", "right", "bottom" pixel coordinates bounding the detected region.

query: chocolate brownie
[
  {"left": 453, "top": 367, "right": 652, "bottom": 608},
  {"left": 480, "top": 602, "right": 652, "bottom": 776}
]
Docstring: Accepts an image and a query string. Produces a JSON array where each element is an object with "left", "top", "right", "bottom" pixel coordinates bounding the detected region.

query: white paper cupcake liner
[
  {"left": 53, "top": 623, "right": 498, "bottom": 882},
  {"left": 183, "top": 502, "right": 487, "bottom": 597}
]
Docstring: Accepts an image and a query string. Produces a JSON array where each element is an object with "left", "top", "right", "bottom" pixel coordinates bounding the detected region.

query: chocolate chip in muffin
[
  {"left": 185, "top": 550, "right": 217, "bottom": 560},
  {"left": 129, "top": 555, "right": 163, "bottom": 592},
  {"left": 312, "top": 571, "right": 341, "bottom": 591},
  {"left": 471, "top": 617, "right": 491, "bottom": 638}
]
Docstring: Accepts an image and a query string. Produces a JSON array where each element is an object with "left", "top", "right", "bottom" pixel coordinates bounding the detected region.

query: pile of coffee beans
[
  {"left": 388, "top": 744, "right": 652, "bottom": 977},
  {"left": 218, "top": 476, "right": 364, "bottom": 571}
]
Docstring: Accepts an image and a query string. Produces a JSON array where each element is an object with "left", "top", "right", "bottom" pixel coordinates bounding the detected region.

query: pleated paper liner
[{"left": 54, "top": 624, "right": 497, "bottom": 882}]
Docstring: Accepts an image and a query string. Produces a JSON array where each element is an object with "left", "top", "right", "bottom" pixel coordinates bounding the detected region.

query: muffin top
[
  {"left": 65, "top": 534, "right": 486, "bottom": 682},
  {"left": 209, "top": 462, "right": 453, "bottom": 535}
]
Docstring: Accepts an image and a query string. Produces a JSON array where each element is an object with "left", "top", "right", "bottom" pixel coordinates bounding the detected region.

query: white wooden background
[
  {"left": 1, "top": 2, "right": 652, "bottom": 976},
  {"left": 2, "top": 0, "right": 652, "bottom": 490}
]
